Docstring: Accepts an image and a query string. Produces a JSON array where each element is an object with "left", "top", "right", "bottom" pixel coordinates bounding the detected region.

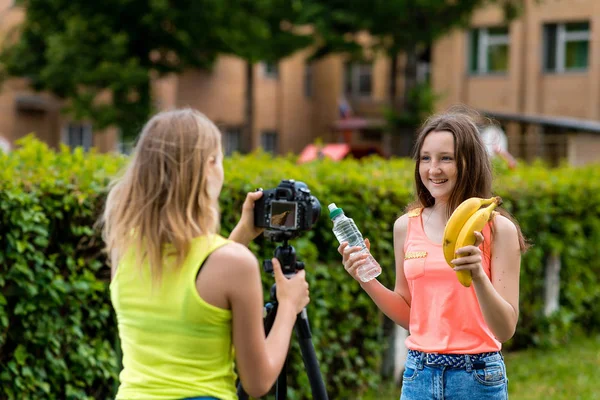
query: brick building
[
  {"left": 1, "top": 0, "right": 600, "bottom": 165},
  {"left": 432, "top": 0, "right": 600, "bottom": 165}
]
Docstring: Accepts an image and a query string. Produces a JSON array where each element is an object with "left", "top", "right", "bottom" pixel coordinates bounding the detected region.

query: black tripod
[{"left": 237, "top": 239, "right": 328, "bottom": 400}]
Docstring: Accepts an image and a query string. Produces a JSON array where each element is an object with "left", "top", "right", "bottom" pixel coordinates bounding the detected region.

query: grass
[
  {"left": 505, "top": 334, "right": 600, "bottom": 400},
  {"left": 365, "top": 334, "right": 600, "bottom": 399}
]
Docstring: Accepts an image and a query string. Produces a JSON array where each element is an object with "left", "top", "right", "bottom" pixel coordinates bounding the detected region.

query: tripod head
[{"left": 262, "top": 239, "right": 305, "bottom": 276}]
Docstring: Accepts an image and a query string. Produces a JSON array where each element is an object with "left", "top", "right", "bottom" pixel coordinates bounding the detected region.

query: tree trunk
[
  {"left": 381, "top": 317, "right": 409, "bottom": 385},
  {"left": 402, "top": 44, "right": 418, "bottom": 113},
  {"left": 544, "top": 252, "right": 561, "bottom": 316},
  {"left": 389, "top": 53, "right": 399, "bottom": 108},
  {"left": 384, "top": 53, "right": 401, "bottom": 157},
  {"left": 244, "top": 61, "right": 254, "bottom": 152},
  {"left": 397, "top": 44, "right": 419, "bottom": 157}
]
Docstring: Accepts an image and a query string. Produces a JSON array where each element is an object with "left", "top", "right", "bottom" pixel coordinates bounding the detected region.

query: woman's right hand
[
  {"left": 272, "top": 258, "right": 310, "bottom": 314},
  {"left": 338, "top": 239, "right": 372, "bottom": 282},
  {"left": 229, "top": 190, "right": 265, "bottom": 246}
]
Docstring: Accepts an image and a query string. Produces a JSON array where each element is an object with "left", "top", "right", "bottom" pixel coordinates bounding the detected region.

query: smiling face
[{"left": 418, "top": 130, "right": 457, "bottom": 204}]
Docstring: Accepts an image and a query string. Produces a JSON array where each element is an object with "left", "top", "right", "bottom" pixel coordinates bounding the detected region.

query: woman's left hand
[
  {"left": 229, "top": 190, "right": 264, "bottom": 246},
  {"left": 451, "top": 231, "right": 486, "bottom": 282}
]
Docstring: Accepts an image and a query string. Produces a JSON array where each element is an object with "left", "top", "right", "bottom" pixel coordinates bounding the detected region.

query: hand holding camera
[{"left": 229, "top": 190, "right": 265, "bottom": 246}]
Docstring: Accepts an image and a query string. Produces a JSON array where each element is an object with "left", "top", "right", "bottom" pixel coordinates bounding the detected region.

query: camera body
[{"left": 254, "top": 179, "right": 321, "bottom": 240}]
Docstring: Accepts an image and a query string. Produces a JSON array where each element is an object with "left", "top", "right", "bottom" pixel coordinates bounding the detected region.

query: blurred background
[
  {"left": 0, "top": 0, "right": 599, "bottom": 399},
  {"left": 1, "top": 0, "right": 599, "bottom": 167}
]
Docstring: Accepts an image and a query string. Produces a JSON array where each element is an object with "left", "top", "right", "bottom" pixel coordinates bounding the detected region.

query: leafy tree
[
  {"left": 217, "top": 0, "right": 313, "bottom": 151},
  {"left": 0, "top": 0, "right": 232, "bottom": 139},
  {"left": 305, "top": 0, "right": 524, "bottom": 153},
  {"left": 0, "top": 0, "right": 315, "bottom": 146}
]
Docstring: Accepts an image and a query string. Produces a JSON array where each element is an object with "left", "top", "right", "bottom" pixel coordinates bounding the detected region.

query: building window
[
  {"left": 304, "top": 63, "right": 313, "bottom": 98},
  {"left": 260, "top": 130, "right": 278, "bottom": 154},
  {"left": 544, "top": 22, "right": 589, "bottom": 73},
  {"left": 223, "top": 127, "right": 242, "bottom": 156},
  {"left": 116, "top": 130, "right": 134, "bottom": 154},
  {"left": 469, "top": 27, "right": 509, "bottom": 74},
  {"left": 63, "top": 123, "right": 93, "bottom": 151},
  {"left": 263, "top": 62, "right": 279, "bottom": 79},
  {"left": 344, "top": 62, "right": 372, "bottom": 97}
]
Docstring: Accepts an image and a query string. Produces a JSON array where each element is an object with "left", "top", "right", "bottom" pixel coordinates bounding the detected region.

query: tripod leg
[
  {"left": 295, "top": 309, "right": 329, "bottom": 400},
  {"left": 236, "top": 385, "right": 249, "bottom": 400},
  {"left": 275, "top": 358, "right": 287, "bottom": 400}
]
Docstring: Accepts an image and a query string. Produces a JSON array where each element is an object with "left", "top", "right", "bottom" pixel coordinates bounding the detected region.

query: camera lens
[{"left": 310, "top": 196, "right": 321, "bottom": 225}]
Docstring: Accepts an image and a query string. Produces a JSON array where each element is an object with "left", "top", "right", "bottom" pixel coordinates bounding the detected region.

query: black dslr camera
[{"left": 254, "top": 179, "right": 321, "bottom": 242}]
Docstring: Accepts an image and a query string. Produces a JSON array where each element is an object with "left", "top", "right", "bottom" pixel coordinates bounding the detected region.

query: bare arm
[
  {"left": 215, "top": 244, "right": 308, "bottom": 398},
  {"left": 452, "top": 215, "right": 521, "bottom": 342},
  {"left": 228, "top": 191, "right": 264, "bottom": 247},
  {"left": 340, "top": 214, "right": 412, "bottom": 329}
]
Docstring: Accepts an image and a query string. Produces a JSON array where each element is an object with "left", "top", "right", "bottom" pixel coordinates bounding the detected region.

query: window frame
[
  {"left": 262, "top": 62, "right": 279, "bottom": 79},
  {"left": 468, "top": 26, "right": 510, "bottom": 75},
  {"left": 543, "top": 21, "right": 590, "bottom": 73},
  {"left": 62, "top": 122, "right": 93, "bottom": 151},
  {"left": 223, "top": 126, "right": 243, "bottom": 156},
  {"left": 116, "top": 129, "right": 134, "bottom": 154},
  {"left": 260, "top": 130, "right": 278, "bottom": 154},
  {"left": 344, "top": 62, "right": 373, "bottom": 98}
]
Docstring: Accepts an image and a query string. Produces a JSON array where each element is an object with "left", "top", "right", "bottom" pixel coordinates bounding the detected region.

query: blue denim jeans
[{"left": 400, "top": 350, "right": 508, "bottom": 400}]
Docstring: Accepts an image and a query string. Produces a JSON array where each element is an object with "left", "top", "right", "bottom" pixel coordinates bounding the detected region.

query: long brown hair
[
  {"left": 101, "top": 108, "right": 222, "bottom": 282},
  {"left": 409, "top": 106, "right": 528, "bottom": 252}
]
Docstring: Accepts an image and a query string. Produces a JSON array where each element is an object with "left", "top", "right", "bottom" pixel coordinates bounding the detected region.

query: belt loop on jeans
[
  {"left": 416, "top": 351, "right": 425, "bottom": 370},
  {"left": 464, "top": 354, "right": 473, "bottom": 372}
]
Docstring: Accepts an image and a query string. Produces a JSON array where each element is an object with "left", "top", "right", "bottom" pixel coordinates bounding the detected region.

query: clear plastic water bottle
[{"left": 328, "top": 203, "right": 381, "bottom": 282}]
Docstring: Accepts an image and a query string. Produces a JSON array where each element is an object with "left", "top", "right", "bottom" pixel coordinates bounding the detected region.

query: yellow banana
[
  {"left": 442, "top": 197, "right": 496, "bottom": 267},
  {"left": 452, "top": 197, "right": 502, "bottom": 287}
]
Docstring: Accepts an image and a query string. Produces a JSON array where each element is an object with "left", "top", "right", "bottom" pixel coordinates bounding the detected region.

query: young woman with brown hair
[{"left": 340, "top": 107, "right": 527, "bottom": 399}]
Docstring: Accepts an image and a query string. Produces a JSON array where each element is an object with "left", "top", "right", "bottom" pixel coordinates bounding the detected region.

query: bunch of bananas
[{"left": 441, "top": 196, "right": 503, "bottom": 287}]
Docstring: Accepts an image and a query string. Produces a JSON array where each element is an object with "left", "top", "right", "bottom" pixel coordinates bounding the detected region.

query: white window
[
  {"left": 544, "top": 22, "right": 589, "bottom": 73},
  {"left": 260, "top": 130, "right": 278, "bottom": 154},
  {"left": 263, "top": 62, "right": 279, "bottom": 79},
  {"left": 344, "top": 62, "right": 372, "bottom": 97},
  {"left": 63, "top": 122, "right": 93, "bottom": 151},
  {"left": 223, "top": 127, "right": 242, "bottom": 156},
  {"left": 469, "top": 27, "right": 510, "bottom": 74},
  {"left": 116, "top": 130, "right": 134, "bottom": 154}
]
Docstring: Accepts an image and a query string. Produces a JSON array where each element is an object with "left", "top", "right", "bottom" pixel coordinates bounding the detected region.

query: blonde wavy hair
[{"left": 101, "top": 108, "right": 222, "bottom": 282}]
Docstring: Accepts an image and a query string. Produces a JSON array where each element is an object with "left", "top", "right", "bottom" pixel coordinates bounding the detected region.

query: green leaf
[{"left": 14, "top": 345, "right": 27, "bottom": 365}]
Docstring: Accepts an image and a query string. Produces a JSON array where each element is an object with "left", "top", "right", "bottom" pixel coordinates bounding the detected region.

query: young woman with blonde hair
[{"left": 102, "top": 108, "right": 309, "bottom": 400}]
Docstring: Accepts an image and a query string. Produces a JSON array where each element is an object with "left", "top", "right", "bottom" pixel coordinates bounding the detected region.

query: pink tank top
[{"left": 403, "top": 208, "right": 501, "bottom": 354}]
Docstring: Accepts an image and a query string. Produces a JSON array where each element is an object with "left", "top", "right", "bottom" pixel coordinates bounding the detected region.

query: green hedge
[
  {"left": 1, "top": 137, "right": 599, "bottom": 399},
  {"left": 0, "top": 138, "right": 125, "bottom": 399}
]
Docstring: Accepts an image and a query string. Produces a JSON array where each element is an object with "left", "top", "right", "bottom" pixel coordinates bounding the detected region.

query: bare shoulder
[
  {"left": 493, "top": 214, "right": 518, "bottom": 237},
  {"left": 197, "top": 241, "right": 261, "bottom": 310},
  {"left": 208, "top": 241, "right": 259, "bottom": 275},
  {"left": 393, "top": 213, "right": 410, "bottom": 234}
]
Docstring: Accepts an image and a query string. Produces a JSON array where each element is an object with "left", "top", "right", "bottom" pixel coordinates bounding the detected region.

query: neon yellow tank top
[{"left": 110, "top": 234, "right": 236, "bottom": 400}]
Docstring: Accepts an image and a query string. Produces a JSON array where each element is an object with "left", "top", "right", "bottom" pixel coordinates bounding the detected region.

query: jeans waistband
[{"left": 408, "top": 349, "right": 502, "bottom": 369}]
